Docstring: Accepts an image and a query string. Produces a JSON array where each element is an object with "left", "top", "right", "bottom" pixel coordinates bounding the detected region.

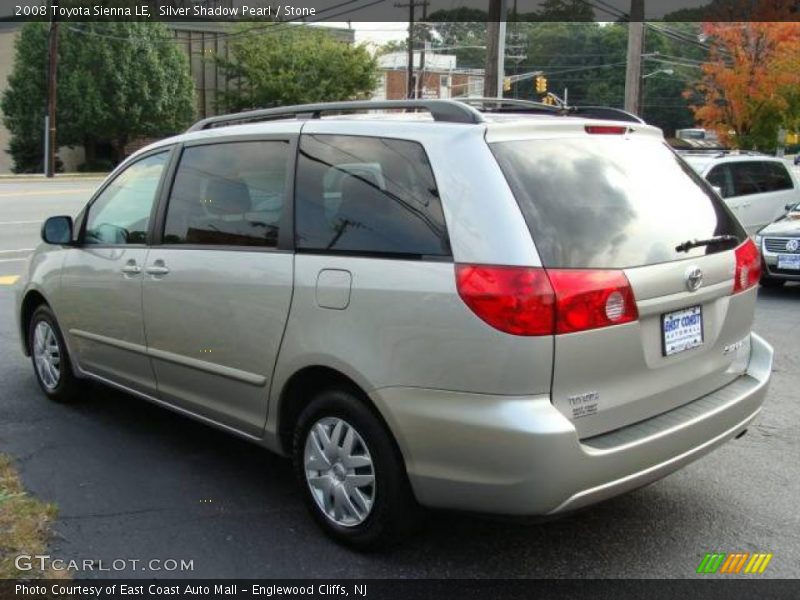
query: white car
[{"left": 681, "top": 153, "right": 800, "bottom": 234}]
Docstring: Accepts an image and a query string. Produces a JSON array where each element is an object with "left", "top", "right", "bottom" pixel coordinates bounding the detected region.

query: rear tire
[
  {"left": 760, "top": 277, "right": 785, "bottom": 288},
  {"left": 28, "top": 304, "right": 80, "bottom": 403},
  {"left": 293, "top": 388, "right": 420, "bottom": 549}
]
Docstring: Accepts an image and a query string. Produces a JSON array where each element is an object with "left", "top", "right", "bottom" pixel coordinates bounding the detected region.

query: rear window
[{"left": 491, "top": 137, "right": 744, "bottom": 269}]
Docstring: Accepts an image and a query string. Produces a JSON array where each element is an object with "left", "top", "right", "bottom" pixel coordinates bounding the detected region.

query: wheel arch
[
  {"left": 19, "top": 289, "right": 50, "bottom": 356},
  {"left": 276, "top": 365, "right": 402, "bottom": 462}
]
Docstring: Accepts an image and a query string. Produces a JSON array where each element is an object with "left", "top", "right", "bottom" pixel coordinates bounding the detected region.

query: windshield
[{"left": 491, "top": 137, "right": 745, "bottom": 269}]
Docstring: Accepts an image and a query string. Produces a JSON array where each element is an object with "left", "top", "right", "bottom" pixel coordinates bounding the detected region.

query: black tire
[
  {"left": 27, "top": 304, "right": 81, "bottom": 403},
  {"left": 293, "top": 388, "right": 420, "bottom": 549},
  {"left": 760, "top": 277, "right": 785, "bottom": 288}
]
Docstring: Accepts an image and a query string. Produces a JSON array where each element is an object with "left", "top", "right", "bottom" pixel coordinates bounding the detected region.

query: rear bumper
[{"left": 371, "top": 332, "right": 773, "bottom": 516}]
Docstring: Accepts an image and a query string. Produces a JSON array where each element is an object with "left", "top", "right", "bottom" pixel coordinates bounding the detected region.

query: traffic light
[
  {"left": 542, "top": 95, "right": 556, "bottom": 106},
  {"left": 503, "top": 77, "right": 512, "bottom": 92},
  {"left": 535, "top": 76, "right": 547, "bottom": 94}
]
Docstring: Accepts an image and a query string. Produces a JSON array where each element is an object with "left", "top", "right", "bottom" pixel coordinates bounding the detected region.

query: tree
[
  {"left": 1, "top": 22, "right": 195, "bottom": 172},
  {"left": 216, "top": 25, "right": 378, "bottom": 112},
  {"left": 687, "top": 22, "right": 800, "bottom": 150},
  {"left": 534, "top": 0, "right": 595, "bottom": 21}
]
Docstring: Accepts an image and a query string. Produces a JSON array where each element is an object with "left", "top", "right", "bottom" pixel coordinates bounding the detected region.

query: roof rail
[
  {"left": 456, "top": 97, "right": 561, "bottom": 114},
  {"left": 186, "top": 100, "right": 485, "bottom": 132},
  {"left": 453, "top": 98, "right": 646, "bottom": 124}
]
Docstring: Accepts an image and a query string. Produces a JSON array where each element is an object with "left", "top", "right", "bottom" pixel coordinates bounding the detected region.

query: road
[
  {"left": 0, "top": 179, "right": 798, "bottom": 579},
  {"left": 0, "top": 179, "right": 96, "bottom": 280}
]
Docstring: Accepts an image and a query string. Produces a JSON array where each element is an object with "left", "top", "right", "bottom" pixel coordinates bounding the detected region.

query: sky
[{"left": 316, "top": 22, "right": 409, "bottom": 50}]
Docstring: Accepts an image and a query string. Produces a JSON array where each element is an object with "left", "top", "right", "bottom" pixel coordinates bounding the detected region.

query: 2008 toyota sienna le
[{"left": 15, "top": 99, "right": 773, "bottom": 548}]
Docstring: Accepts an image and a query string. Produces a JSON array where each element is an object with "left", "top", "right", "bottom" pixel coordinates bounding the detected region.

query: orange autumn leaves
[{"left": 687, "top": 21, "right": 800, "bottom": 148}]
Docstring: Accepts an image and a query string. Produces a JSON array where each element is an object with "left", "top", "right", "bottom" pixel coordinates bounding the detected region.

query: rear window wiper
[{"left": 675, "top": 235, "right": 739, "bottom": 253}]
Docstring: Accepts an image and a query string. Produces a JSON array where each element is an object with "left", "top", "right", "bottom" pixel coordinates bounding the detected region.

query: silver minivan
[{"left": 16, "top": 100, "right": 773, "bottom": 547}]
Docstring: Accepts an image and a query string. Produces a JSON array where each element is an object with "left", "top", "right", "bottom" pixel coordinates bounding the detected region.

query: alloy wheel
[
  {"left": 303, "top": 416, "right": 376, "bottom": 527},
  {"left": 33, "top": 321, "right": 61, "bottom": 390}
]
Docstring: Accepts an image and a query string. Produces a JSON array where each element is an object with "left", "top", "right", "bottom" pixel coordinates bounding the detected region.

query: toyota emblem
[
  {"left": 786, "top": 239, "right": 799, "bottom": 252},
  {"left": 685, "top": 266, "right": 703, "bottom": 292}
]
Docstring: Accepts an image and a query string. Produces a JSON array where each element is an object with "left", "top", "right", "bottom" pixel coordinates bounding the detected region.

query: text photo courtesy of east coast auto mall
[{"left": 0, "top": 0, "right": 799, "bottom": 598}]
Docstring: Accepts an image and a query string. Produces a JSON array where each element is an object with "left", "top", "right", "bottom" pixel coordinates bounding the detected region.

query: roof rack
[
  {"left": 186, "top": 99, "right": 485, "bottom": 132},
  {"left": 456, "top": 97, "right": 562, "bottom": 114},
  {"left": 453, "top": 98, "right": 645, "bottom": 124},
  {"left": 674, "top": 148, "right": 762, "bottom": 157}
]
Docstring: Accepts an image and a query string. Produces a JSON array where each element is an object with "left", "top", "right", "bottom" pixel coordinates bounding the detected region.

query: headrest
[{"left": 203, "top": 177, "right": 251, "bottom": 216}]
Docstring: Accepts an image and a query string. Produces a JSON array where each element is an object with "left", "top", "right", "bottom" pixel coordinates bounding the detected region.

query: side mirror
[
  {"left": 41, "top": 216, "right": 74, "bottom": 245},
  {"left": 786, "top": 203, "right": 797, "bottom": 212}
]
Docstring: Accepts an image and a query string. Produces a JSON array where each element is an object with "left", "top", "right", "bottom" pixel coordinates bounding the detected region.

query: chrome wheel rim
[
  {"left": 33, "top": 321, "right": 61, "bottom": 391},
  {"left": 304, "top": 416, "right": 376, "bottom": 527}
]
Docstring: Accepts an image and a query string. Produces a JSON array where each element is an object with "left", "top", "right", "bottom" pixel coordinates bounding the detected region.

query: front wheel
[
  {"left": 293, "top": 388, "right": 420, "bottom": 549},
  {"left": 28, "top": 304, "right": 80, "bottom": 403}
]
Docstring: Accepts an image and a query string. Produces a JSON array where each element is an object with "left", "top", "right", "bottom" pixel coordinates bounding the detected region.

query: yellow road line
[
  {"left": 0, "top": 275, "right": 20, "bottom": 285},
  {"left": 0, "top": 188, "right": 93, "bottom": 198}
]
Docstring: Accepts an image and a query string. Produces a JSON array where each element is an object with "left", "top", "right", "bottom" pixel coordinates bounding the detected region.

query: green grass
[{"left": 0, "top": 454, "right": 64, "bottom": 579}]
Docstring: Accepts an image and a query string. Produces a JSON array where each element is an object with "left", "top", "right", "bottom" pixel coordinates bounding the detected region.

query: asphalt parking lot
[{"left": 0, "top": 178, "right": 799, "bottom": 579}]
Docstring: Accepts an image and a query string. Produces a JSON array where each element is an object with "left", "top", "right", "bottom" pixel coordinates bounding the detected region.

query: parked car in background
[
  {"left": 756, "top": 202, "right": 800, "bottom": 287},
  {"left": 16, "top": 99, "right": 773, "bottom": 548},
  {"left": 681, "top": 152, "right": 800, "bottom": 234}
]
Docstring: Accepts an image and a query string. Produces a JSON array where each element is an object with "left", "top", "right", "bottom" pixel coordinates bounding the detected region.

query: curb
[{"left": 0, "top": 173, "right": 108, "bottom": 182}]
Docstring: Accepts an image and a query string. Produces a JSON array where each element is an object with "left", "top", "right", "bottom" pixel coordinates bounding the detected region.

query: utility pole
[
  {"left": 623, "top": 0, "right": 645, "bottom": 115},
  {"left": 394, "top": 0, "right": 417, "bottom": 99},
  {"left": 415, "top": 0, "right": 429, "bottom": 99},
  {"left": 45, "top": 0, "right": 59, "bottom": 178},
  {"left": 485, "top": 0, "right": 508, "bottom": 99}
]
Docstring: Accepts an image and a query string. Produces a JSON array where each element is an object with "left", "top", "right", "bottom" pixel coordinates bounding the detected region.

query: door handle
[
  {"left": 146, "top": 260, "right": 170, "bottom": 276},
  {"left": 121, "top": 260, "right": 141, "bottom": 275}
]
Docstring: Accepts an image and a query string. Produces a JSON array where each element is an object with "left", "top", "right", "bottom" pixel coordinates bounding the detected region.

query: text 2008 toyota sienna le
[{"left": 15, "top": 100, "right": 773, "bottom": 547}]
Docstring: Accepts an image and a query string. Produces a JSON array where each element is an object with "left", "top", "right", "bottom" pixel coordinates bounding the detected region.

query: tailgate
[
  {"left": 489, "top": 124, "right": 757, "bottom": 438},
  {"left": 551, "top": 252, "right": 755, "bottom": 438}
]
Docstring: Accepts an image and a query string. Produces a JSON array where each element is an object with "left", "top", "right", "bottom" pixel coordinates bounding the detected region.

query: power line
[{"left": 68, "top": 0, "right": 388, "bottom": 44}]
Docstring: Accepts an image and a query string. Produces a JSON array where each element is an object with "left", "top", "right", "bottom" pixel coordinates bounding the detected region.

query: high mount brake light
[
  {"left": 456, "top": 265, "right": 638, "bottom": 336},
  {"left": 585, "top": 125, "right": 628, "bottom": 135}
]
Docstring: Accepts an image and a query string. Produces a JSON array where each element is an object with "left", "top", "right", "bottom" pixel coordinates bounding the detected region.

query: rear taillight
[
  {"left": 547, "top": 269, "right": 639, "bottom": 334},
  {"left": 733, "top": 239, "right": 761, "bottom": 293},
  {"left": 456, "top": 265, "right": 638, "bottom": 336},
  {"left": 455, "top": 265, "right": 555, "bottom": 336}
]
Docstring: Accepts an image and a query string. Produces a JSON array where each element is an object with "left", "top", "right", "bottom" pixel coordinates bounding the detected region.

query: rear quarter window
[
  {"left": 491, "top": 136, "right": 744, "bottom": 269},
  {"left": 294, "top": 134, "right": 450, "bottom": 257}
]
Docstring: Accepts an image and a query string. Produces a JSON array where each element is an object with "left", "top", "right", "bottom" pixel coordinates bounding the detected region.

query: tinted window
[
  {"left": 85, "top": 152, "right": 168, "bottom": 245},
  {"left": 491, "top": 138, "right": 744, "bottom": 269},
  {"left": 706, "top": 164, "right": 734, "bottom": 198},
  {"left": 295, "top": 134, "right": 449, "bottom": 256},
  {"left": 164, "top": 141, "right": 289, "bottom": 247},
  {"left": 729, "top": 161, "right": 771, "bottom": 196},
  {"left": 764, "top": 161, "right": 794, "bottom": 191}
]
